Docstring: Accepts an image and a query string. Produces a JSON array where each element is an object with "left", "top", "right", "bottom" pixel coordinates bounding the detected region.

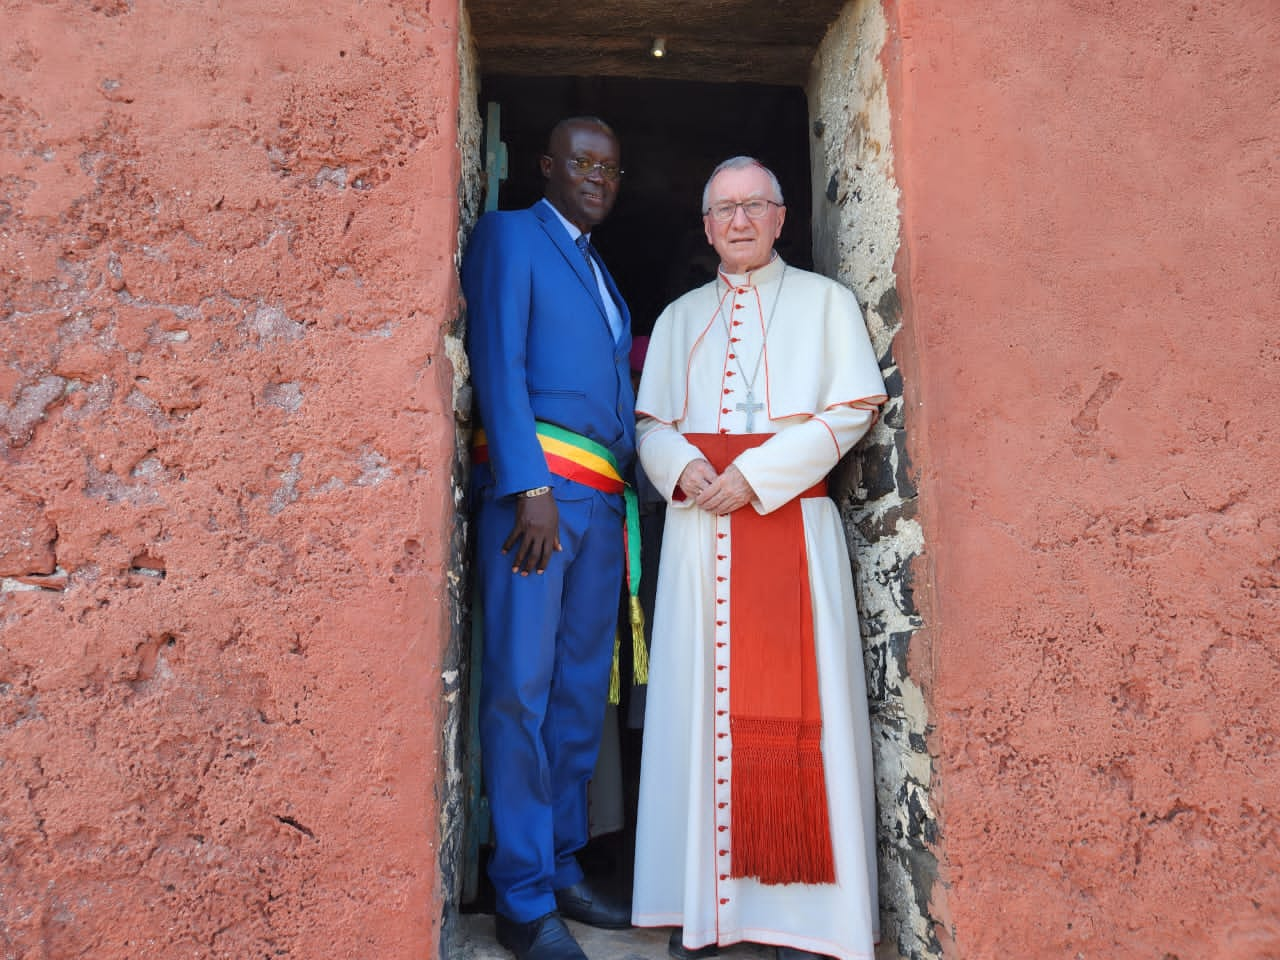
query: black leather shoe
[
  {"left": 494, "top": 912, "right": 587, "bottom": 960},
  {"left": 553, "top": 879, "right": 632, "bottom": 929},
  {"left": 776, "top": 948, "right": 832, "bottom": 960},
  {"left": 668, "top": 928, "right": 718, "bottom": 959}
]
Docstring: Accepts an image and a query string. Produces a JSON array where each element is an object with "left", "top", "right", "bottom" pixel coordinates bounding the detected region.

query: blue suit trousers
[{"left": 475, "top": 477, "right": 624, "bottom": 922}]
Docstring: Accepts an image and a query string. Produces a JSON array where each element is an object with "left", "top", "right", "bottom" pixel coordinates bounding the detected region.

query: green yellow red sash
[
  {"left": 473, "top": 421, "right": 624, "bottom": 493},
  {"left": 472, "top": 421, "right": 647, "bottom": 696}
]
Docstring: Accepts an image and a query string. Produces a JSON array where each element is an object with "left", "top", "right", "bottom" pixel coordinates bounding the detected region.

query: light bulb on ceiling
[{"left": 651, "top": 37, "right": 666, "bottom": 59}]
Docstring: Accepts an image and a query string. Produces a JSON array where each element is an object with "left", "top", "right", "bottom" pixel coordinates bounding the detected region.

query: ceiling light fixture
[{"left": 650, "top": 37, "right": 666, "bottom": 59}]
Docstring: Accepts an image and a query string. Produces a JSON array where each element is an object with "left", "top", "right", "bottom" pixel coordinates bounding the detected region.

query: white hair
[{"left": 701, "top": 156, "right": 785, "bottom": 213}]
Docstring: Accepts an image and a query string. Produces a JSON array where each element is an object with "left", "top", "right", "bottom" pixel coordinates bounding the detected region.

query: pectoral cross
[{"left": 736, "top": 391, "right": 764, "bottom": 432}]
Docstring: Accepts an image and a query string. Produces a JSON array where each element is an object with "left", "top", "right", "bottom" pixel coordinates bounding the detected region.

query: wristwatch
[{"left": 519, "top": 485, "right": 552, "bottom": 498}]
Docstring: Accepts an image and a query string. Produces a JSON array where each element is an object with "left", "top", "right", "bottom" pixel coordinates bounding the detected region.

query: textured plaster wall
[
  {"left": 885, "top": 1, "right": 1280, "bottom": 958},
  {"left": 808, "top": 4, "right": 933, "bottom": 958},
  {"left": 0, "top": 1, "right": 462, "bottom": 957}
]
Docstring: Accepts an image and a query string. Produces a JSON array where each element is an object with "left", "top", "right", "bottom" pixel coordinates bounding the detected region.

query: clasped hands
[{"left": 677, "top": 459, "right": 755, "bottom": 515}]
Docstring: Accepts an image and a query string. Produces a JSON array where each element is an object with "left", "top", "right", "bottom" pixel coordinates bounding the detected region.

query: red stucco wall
[
  {"left": 887, "top": 1, "right": 1280, "bottom": 957},
  {"left": 1, "top": 2, "right": 461, "bottom": 957}
]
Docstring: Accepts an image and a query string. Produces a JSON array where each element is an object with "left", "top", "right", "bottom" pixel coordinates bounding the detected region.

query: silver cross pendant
[{"left": 736, "top": 391, "right": 764, "bottom": 432}]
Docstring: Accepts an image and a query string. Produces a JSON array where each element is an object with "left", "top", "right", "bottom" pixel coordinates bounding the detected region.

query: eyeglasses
[
  {"left": 704, "top": 199, "right": 783, "bottom": 222},
  {"left": 553, "top": 155, "right": 624, "bottom": 182}
]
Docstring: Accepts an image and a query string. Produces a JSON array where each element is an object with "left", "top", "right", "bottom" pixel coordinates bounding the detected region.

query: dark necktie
[
  {"left": 575, "top": 234, "right": 594, "bottom": 267},
  {"left": 577, "top": 234, "right": 621, "bottom": 338}
]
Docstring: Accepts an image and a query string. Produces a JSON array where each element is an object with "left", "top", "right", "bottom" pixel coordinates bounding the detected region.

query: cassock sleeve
[
  {"left": 635, "top": 293, "right": 710, "bottom": 508},
  {"left": 636, "top": 416, "right": 704, "bottom": 509},
  {"left": 732, "top": 404, "right": 876, "bottom": 515}
]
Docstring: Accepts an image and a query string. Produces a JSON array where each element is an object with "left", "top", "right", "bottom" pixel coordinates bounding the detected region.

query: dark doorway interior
[
  {"left": 478, "top": 75, "right": 812, "bottom": 336},
  {"left": 463, "top": 73, "right": 814, "bottom": 913}
]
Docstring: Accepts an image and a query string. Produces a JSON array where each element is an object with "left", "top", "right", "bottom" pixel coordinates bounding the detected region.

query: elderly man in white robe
[{"left": 631, "top": 156, "right": 887, "bottom": 960}]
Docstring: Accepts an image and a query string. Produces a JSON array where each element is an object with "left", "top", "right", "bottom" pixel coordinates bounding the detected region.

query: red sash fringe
[{"left": 685, "top": 433, "right": 835, "bottom": 886}]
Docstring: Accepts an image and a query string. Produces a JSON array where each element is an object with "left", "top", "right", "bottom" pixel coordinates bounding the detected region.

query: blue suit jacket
[{"left": 463, "top": 201, "right": 635, "bottom": 498}]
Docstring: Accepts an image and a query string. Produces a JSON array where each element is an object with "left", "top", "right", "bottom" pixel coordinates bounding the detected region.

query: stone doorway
[{"left": 447, "top": 3, "right": 935, "bottom": 959}]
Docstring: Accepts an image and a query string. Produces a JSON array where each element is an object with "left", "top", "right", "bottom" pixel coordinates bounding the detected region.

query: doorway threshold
[{"left": 452, "top": 915, "right": 775, "bottom": 960}]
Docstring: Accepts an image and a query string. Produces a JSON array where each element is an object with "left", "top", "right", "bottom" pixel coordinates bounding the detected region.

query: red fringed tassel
[{"left": 730, "top": 717, "right": 835, "bottom": 886}]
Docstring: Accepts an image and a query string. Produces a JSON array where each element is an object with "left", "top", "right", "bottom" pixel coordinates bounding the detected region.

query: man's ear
[
  {"left": 774, "top": 205, "right": 786, "bottom": 239},
  {"left": 703, "top": 216, "right": 715, "bottom": 247},
  {"left": 539, "top": 154, "right": 553, "bottom": 180}
]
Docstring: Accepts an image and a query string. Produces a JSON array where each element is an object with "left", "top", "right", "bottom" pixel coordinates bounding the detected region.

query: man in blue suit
[{"left": 463, "top": 116, "right": 635, "bottom": 960}]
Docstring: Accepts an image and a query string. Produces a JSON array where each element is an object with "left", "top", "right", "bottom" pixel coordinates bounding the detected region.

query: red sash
[{"left": 685, "top": 433, "right": 835, "bottom": 886}]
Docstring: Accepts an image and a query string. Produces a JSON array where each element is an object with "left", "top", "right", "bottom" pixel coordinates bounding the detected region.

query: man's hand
[
  {"left": 677, "top": 459, "right": 718, "bottom": 501},
  {"left": 696, "top": 464, "right": 756, "bottom": 515},
  {"left": 503, "top": 491, "right": 561, "bottom": 575}
]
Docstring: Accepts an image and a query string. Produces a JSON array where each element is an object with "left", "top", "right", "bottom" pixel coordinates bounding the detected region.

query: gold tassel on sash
[
  {"left": 609, "top": 598, "right": 649, "bottom": 705},
  {"left": 608, "top": 628, "right": 622, "bottom": 705},
  {"left": 630, "top": 595, "right": 649, "bottom": 684}
]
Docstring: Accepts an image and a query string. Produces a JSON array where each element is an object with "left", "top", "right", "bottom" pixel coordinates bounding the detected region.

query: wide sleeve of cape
[{"left": 733, "top": 277, "right": 888, "bottom": 513}]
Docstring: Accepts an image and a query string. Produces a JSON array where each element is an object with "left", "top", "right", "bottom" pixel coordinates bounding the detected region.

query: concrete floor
[{"left": 451, "top": 915, "right": 899, "bottom": 960}]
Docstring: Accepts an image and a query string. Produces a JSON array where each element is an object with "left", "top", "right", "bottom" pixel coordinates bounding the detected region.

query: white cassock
[{"left": 631, "top": 255, "right": 887, "bottom": 960}]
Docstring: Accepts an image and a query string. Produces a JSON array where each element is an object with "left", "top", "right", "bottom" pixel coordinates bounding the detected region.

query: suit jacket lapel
[{"left": 532, "top": 202, "right": 608, "bottom": 319}]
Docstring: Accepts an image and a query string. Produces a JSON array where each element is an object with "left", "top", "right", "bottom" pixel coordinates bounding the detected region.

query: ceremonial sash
[
  {"left": 685, "top": 433, "right": 835, "bottom": 886},
  {"left": 472, "top": 422, "right": 647, "bottom": 694}
]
